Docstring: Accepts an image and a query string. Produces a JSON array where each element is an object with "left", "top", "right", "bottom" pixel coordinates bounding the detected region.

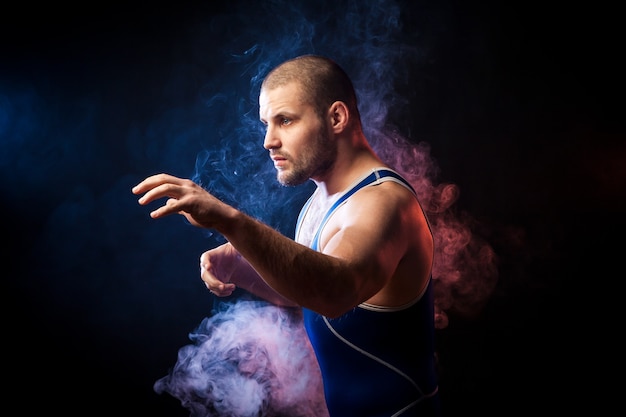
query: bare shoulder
[
  {"left": 344, "top": 179, "right": 426, "bottom": 224},
  {"left": 335, "top": 180, "right": 433, "bottom": 306},
  {"left": 322, "top": 179, "right": 431, "bottom": 250}
]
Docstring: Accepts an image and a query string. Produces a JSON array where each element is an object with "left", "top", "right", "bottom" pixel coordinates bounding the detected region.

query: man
[{"left": 133, "top": 54, "right": 440, "bottom": 416}]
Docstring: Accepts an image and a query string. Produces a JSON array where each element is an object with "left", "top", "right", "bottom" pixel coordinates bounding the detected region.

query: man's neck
[{"left": 313, "top": 148, "right": 385, "bottom": 198}]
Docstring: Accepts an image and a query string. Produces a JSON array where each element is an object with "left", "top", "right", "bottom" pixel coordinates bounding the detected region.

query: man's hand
[
  {"left": 199, "top": 245, "right": 238, "bottom": 297},
  {"left": 132, "top": 173, "right": 232, "bottom": 229}
]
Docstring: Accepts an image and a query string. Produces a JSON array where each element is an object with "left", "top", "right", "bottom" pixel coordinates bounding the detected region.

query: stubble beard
[{"left": 276, "top": 127, "right": 335, "bottom": 187}]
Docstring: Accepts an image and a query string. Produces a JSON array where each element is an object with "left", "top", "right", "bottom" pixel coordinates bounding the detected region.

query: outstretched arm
[{"left": 132, "top": 173, "right": 412, "bottom": 318}]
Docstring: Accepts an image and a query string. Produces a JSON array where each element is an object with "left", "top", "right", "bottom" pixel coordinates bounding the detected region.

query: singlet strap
[
  {"left": 310, "top": 168, "right": 415, "bottom": 250},
  {"left": 295, "top": 193, "right": 316, "bottom": 239}
]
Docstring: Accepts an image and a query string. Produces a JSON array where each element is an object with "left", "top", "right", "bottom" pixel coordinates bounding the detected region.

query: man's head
[
  {"left": 261, "top": 55, "right": 361, "bottom": 125},
  {"left": 259, "top": 55, "right": 363, "bottom": 187}
]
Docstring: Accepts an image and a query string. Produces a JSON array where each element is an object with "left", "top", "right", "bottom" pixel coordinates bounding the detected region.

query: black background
[{"left": 1, "top": 0, "right": 622, "bottom": 415}]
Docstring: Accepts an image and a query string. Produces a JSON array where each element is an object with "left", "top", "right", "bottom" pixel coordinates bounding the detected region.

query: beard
[{"left": 276, "top": 125, "right": 335, "bottom": 187}]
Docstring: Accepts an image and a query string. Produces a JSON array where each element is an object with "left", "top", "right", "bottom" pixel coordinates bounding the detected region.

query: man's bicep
[{"left": 321, "top": 208, "right": 404, "bottom": 279}]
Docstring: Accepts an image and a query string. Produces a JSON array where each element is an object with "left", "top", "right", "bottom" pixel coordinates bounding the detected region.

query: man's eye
[{"left": 281, "top": 118, "right": 291, "bottom": 125}]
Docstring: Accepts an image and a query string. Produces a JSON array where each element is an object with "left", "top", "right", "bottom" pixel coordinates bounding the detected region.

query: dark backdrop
[{"left": 1, "top": 1, "right": 621, "bottom": 415}]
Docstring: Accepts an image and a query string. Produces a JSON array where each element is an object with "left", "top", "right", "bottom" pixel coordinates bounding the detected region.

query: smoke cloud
[{"left": 154, "top": 299, "right": 328, "bottom": 417}]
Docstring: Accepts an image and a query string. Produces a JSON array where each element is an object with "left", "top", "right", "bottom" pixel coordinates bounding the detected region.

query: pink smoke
[
  {"left": 371, "top": 130, "right": 499, "bottom": 329},
  {"left": 154, "top": 300, "right": 328, "bottom": 417}
]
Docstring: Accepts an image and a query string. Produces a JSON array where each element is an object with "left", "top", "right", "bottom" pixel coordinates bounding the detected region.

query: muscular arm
[
  {"left": 233, "top": 197, "right": 420, "bottom": 316},
  {"left": 133, "top": 174, "right": 422, "bottom": 318}
]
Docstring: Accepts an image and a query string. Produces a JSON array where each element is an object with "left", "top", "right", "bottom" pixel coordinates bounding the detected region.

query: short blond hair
[{"left": 262, "top": 55, "right": 361, "bottom": 123}]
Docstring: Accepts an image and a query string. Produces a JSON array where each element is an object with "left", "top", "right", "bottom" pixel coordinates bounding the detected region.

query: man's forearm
[{"left": 218, "top": 210, "right": 358, "bottom": 317}]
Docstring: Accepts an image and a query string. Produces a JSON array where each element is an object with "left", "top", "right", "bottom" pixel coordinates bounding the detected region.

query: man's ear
[{"left": 329, "top": 101, "right": 349, "bottom": 133}]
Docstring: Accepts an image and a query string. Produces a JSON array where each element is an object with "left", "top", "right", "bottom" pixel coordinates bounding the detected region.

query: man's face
[{"left": 259, "top": 82, "right": 336, "bottom": 186}]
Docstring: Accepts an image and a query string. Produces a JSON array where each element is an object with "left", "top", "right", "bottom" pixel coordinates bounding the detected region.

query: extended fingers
[
  {"left": 132, "top": 173, "right": 184, "bottom": 196},
  {"left": 135, "top": 182, "right": 190, "bottom": 209},
  {"left": 146, "top": 198, "right": 182, "bottom": 218}
]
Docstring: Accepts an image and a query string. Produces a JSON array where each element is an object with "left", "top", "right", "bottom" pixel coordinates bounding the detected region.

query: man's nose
[{"left": 263, "top": 127, "right": 280, "bottom": 150}]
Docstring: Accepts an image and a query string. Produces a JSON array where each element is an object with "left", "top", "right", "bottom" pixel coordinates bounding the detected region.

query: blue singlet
[{"left": 295, "top": 168, "right": 440, "bottom": 417}]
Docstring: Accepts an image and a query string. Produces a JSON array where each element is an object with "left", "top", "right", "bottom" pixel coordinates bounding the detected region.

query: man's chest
[{"left": 296, "top": 193, "right": 341, "bottom": 248}]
